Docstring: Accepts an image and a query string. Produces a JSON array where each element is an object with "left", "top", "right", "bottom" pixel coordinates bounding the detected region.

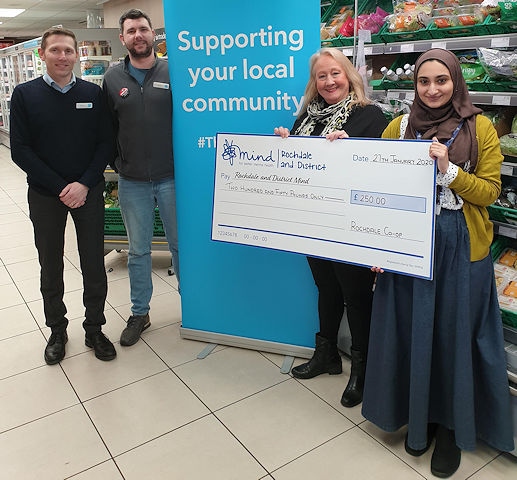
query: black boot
[
  {"left": 340, "top": 348, "right": 366, "bottom": 408},
  {"left": 291, "top": 333, "right": 342, "bottom": 379},
  {"left": 431, "top": 425, "right": 461, "bottom": 478}
]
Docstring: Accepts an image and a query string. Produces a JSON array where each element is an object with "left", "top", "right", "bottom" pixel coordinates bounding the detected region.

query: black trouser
[
  {"left": 28, "top": 181, "right": 107, "bottom": 335},
  {"left": 307, "top": 257, "right": 375, "bottom": 354}
]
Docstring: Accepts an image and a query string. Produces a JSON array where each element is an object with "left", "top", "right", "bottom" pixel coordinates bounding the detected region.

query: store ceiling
[{"left": 0, "top": 0, "right": 107, "bottom": 40}]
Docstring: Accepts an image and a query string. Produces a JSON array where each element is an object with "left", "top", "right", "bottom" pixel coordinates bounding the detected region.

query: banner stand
[
  {"left": 165, "top": 1, "right": 322, "bottom": 359},
  {"left": 180, "top": 327, "right": 313, "bottom": 361}
]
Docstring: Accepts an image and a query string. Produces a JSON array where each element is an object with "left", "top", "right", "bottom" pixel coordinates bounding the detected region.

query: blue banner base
[{"left": 179, "top": 326, "right": 314, "bottom": 360}]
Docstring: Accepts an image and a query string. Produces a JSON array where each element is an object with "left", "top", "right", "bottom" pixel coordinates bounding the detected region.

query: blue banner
[{"left": 165, "top": 1, "right": 321, "bottom": 348}]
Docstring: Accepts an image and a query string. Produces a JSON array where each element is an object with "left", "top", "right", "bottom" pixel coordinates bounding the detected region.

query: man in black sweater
[{"left": 10, "top": 27, "right": 116, "bottom": 364}]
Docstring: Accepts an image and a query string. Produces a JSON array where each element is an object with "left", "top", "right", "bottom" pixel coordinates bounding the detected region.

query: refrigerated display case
[
  {"left": 0, "top": 29, "right": 125, "bottom": 146},
  {"left": 0, "top": 38, "right": 44, "bottom": 143}
]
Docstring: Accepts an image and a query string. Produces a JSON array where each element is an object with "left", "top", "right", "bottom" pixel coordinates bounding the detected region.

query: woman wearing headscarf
[
  {"left": 275, "top": 48, "right": 388, "bottom": 408},
  {"left": 362, "top": 49, "right": 514, "bottom": 478}
]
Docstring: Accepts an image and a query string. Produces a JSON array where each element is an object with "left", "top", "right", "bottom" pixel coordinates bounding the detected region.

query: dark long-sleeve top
[
  {"left": 292, "top": 103, "right": 388, "bottom": 139},
  {"left": 10, "top": 77, "right": 114, "bottom": 196}
]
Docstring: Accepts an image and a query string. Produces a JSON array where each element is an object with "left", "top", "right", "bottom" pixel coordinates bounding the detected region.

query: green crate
[
  {"left": 321, "top": 36, "right": 348, "bottom": 47},
  {"left": 492, "top": 235, "right": 513, "bottom": 261},
  {"left": 427, "top": 13, "right": 490, "bottom": 38},
  {"left": 484, "top": 77, "right": 517, "bottom": 92},
  {"left": 321, "top": 0, "right": 334, "bottom": 21},
  {"left": 484, "top": 14, "right": 517, "bottom": 35},
  {"left": 370, "top": 78, "right": 385, "bottom": 90},
  {"left": 320, "top": 0, "right": 356, "bottom": 46},
  {"left": 322, "top": 0, "right": 391, "bottom": 46},
  {"left": 379, "top": 20, "right": 432, "bottom": 43},
  {"left": 466, "top": 74, "right": 489, "bottom": 92},
  {"left": 488, "top": 204, "right": 517, "bottom": 225},
  {"left": 104, "top": 207, "right": 126, "bottom": 235},
  {"left": 104, "top": 207, "right": 165, "bottom": 237},
  {"left": 501, "top": 309, "right": 517, "bottom": 328}
]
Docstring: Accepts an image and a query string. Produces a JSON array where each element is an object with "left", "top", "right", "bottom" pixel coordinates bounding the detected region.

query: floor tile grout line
[
  {"left": 210, "top": 410, "right": 273, "bottom": 477},
  {"left": 355, "top": 422, "right": 430, "bottom": 480}
]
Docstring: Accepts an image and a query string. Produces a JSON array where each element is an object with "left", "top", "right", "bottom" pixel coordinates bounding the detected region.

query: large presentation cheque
[{"left": 212, "top": 133, "right": 436, "bottom": 279}]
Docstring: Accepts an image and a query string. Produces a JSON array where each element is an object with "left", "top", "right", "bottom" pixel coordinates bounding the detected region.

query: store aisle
[{"left": 0, "top": 144, "right": 515, "bottom": 479}]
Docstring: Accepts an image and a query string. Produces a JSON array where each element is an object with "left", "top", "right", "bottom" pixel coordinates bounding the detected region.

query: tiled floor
[{"left": 0, "top": 142, "right": 515, "bottom": 479}]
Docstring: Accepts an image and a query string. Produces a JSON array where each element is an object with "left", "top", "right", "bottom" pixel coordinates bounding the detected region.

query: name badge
[
  {"left": 76, "top": 102, "right": 93, "bottom": 109},
  {"left": 153, "top": 82, "right": 169, "bottom": 90}
]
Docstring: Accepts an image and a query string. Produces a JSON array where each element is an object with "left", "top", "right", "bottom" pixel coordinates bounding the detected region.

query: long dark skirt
[{"left": 362, "top": 209, "right": 514, "bottom": 452}]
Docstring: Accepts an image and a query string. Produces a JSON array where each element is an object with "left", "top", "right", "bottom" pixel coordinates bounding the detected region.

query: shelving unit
[
  {"left": 0, "top": 38, "right": 44, "bottom": 144},
  {"left": 0, "top": 28, "right": 126, "bottom": 147},
  {"left": 341, "top": 32, "right": 517, "bottom": 106},
  {"left": 103, "top": 169, "right": 170, "bottom": 253}
]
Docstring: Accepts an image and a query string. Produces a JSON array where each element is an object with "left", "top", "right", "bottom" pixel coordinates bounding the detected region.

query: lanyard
[
  {"left": 416, "top": 119, "right": 465, "bottom": 213},
  {"left": 416, "top": 119, "right": 465, "bottom": 147}
]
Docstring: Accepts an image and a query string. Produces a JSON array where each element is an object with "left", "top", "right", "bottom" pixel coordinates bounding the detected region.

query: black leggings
[{"left": 307, "top": 257, "right": 375, "bottom": 354}]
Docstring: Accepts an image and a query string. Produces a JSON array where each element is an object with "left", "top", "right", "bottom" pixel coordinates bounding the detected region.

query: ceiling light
[{"left": 0, "top": 8, "right": 25, "bottom": 18}]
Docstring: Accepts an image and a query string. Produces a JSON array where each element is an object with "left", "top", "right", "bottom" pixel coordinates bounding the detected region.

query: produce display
[
  {"left": 340, "top": 7, "right": 389, "bottom": 36},
  {"left": 494, "top": 247, "right": 517, "bottom": 313},
  {"left": 320, "top": 5, "right": 354, "bottom": 39},
  {"left": 478, "top": 47, "right": 517, "bottom": 80},
  {"left": 387, "top": 1, "right": 433, "bottom": 32},
  {"left": 104, "top": 181, "right": 119, "bottom": 208},
  {"left": 320, "top": 0, "right": 507, "bottom": 38}
]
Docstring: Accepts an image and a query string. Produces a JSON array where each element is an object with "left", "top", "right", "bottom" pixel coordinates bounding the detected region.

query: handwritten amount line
[
  {"left": 219, "top": 200, "right": 346, "bottom": 217},
  {"left": 229, "top": 178, "right": 348, "bottom": 192},
  {"left": 222, "top": 189, "right": 346, "bottom": 203},
  {"left": 219, "top": 211, "right": 346, "bottom": 230}
]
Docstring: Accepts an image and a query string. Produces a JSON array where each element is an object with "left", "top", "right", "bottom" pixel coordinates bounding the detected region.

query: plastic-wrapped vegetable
[
  {"left": 477, "top": 47, "right": 517, "bottom": 80},
  {"left": 499, "top": 133, "right": 517, "bottom": 156}
]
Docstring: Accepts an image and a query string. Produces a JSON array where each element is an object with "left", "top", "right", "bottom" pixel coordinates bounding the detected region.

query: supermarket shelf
[
  {"left": 493, "top": 221, "right": 517, "bottom": 239},
  {"left": 341, "top": 32, "right": 517, "bottom": 57},
  {"left": 373, "top": 89, "right": 517, "bottom": 107},
  {"left": 501, "top": 162, "right": 517, "bottom": 177},
  {"left": 104, "top": 169, "right": 118, "bottom": 182},
  {"left": 80, "top": 55, "right": 112, "bottom": 62},
  {"left": 510, "top": 370, "right": 517, "bottom": 395}
]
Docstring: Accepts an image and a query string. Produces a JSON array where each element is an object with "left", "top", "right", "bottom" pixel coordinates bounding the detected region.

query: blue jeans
[{"left": 118, "top": 176, "right": 179, "bottom": 316}]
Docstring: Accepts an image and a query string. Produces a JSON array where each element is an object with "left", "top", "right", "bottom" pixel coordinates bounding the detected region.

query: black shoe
[
  {"left": 44, "top": 330, "right": 68, "bottom": 365},
  {"left": 85, "top": 331, "right": 117, "bottom": 361},
  {"left": 340, "top": 348, "right": 367, "bottom": 408},
  {"left": 405, "top": 423, "right": 438, "bottom": 457},
  {"left": 120, "top": 314, "right": 151, "bottom": 346},
  {"left": 431, "top": 425, "right": 461, "bottom": 478},
  {"left": 291, "top": 333, "right": 342, "bottom": 379}
]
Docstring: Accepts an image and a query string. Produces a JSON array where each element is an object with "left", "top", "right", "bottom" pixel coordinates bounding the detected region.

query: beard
[{"left": 128, "top": 42, "right": 153, "bottom": 58}]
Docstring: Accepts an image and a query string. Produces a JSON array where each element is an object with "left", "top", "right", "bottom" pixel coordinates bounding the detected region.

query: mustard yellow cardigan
[{"left": 382, "top": 114, "right": 503, "bottom": 261}]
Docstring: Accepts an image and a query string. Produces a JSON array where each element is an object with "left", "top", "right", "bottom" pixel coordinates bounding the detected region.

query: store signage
[{"left": 165, "top": 1, "right": 321, "bottom": 352}]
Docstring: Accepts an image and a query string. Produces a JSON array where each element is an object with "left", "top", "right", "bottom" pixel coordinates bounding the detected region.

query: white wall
[{"left": 103, "top": 0, "right": 165, "bottom": 30}]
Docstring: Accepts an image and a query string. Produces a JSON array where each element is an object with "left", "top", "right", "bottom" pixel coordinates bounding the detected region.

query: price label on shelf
[
  {"left": 492, "top": 95, "right": 512, "bottom": 106},
  {"left": 400, "top": 44, "right": 414, "bottom": 53},
  {"left": 431, "top": 42, "right": 447, "bottom": 49},
  {"left": 501, "top": 164, "right": 515, "bottom": 177},
  {"left": 491, "top": 37, "right": 510, "bottom": 48},
  {"left": 497, "top": 225, "right": 517, "bottom": 239}
]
